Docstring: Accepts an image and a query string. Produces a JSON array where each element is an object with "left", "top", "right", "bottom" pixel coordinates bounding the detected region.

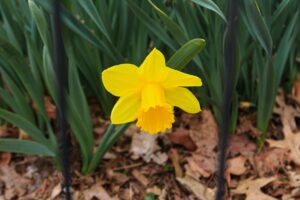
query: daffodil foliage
[{"left": 102, "top": 48, "right": 202, "bottom": 134}]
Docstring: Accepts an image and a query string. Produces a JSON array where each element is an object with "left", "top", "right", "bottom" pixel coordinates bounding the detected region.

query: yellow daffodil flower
[{"left": 102, "top": 48, "right": 202, "bottom": 134}]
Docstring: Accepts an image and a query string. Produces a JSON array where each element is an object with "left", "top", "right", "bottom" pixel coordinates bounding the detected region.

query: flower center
[
  {"left": 136, "top": 83, "right": 174, "bottom": 133},
  {"left": 136, "top": 104, "right": 174, "bottom": 134},
  {"left": 140, "top": 83, "right": 165, "bottom": 110}
]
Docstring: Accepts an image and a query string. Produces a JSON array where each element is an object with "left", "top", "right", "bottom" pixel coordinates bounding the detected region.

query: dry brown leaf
[
  {"left": 19, "top": 129, "right": 30, "bottom": 140},
  {"left": 254, "top": 148, "right": 289, "bottom": 176},
  {"left": 227, "top": 134, "right": 257, "bottom": 157},
  {"left": 180, "top": 112, "right": 201, "bottom": 128},
  {"left": 267, "top": 132, "right": 300, "bottom": 166},
  {"left": 146, "top": 186, "right": 162, "bottom": 196},
  {"left": 0, "top": 126, "right": 18, "bottom": 138},
  {"left": 83, "top": 184, "right": 113, "bottom": 200},
  {"left": 168, "top": 128, "right": 197, "bottom": 151},
  {"left": 292, "top": 74, "right": 300, "bottom": 102},
  {"left": 291, "top": 188, "right": 300, "bottom": 197},
  {"left": 5, "top": 188, "right": 16, "bottom": 200},
  {"left": 267, "top": 90, "right": 300, "bottom": 166},
  {"left": 130, "top": 131, "right": 168, "bottom": 165},
  {"left": 0, "top": 153, "right": 11, "bottom": 165},
  {"left": 282, "top": 194, "right": 295, "bottom": 200},
  {"left": 231, "top": 177, "right": 277, "bottom": 200},
  {"left": 226, "top": 156, "right": 247, "bottom": 188},
  {"left": 186, "top": 109, "right": 219, "bottom": 178},
  {"left": 130, "top": 181, "right": 145, "bottom": 199},
  {"left": 0, "top": 165, "right": 32, "bottom": 198},
  {"left": 32, "top": 96, "right": 56, "bottom": 120},
  {"left": 189, "top": 109, "right": 218, "bottom": 151},
  {"left": 169, "top": 149, "right": 183, "bottom": 177},
  {"left": 103, "top": 152, "right": 117, "bottom": 160},
  {"left": 93, "top": 126, "right": 106, "bottom": 136},
  {"left": 106, "top": 169, "right": 129, "bottom": 185},
  {"left": 50, "top": 183, "right": 61, "bottom": 199},
  {"left": 124, "top": 124, "right": 139, "bottom": 137},
  {"left": 227, "top": 156, "right": 247, "bottom": 176},
  {"left": 288, "top": 171, "right": 300, "bottom": 188},
  {"left": 158, "top": 188, "right": 167, "bottom": 200},
  {"left": 72, "top": 191, "right": 84, "bottom": 200},
  {"left": 130, "top": 131, "right": 159, "bottom": 162},
  {"left": 35, "top": 179, "right": 48, "bottom": 194},
  {"left": 151, "top": 152, "right": 168, "bottom": 165},
  {"left": 0, "top": 126, "right": 9, "bottom": 137},
  {"left": 44, "top": 96, "right": 56, "bottom": 120},
  {"left": 187, "top": 153, "right": 217, "bottom": 178},
  {"left": 267, "top": 180, "right": 290, "bottom": 198},
  {"left": 177, "top": 176, "right": 215, "bottom": 200},
  {"left": 236, "top": 114, "right": 261, "bottom": 137},
  {"left": 118, "top": 188, "right": 132, "bottom": 200},
  {"left": 274, "top": 90, "right": 299, "bottom": 133},
  {"left": 132, "top": 169, "right": 149, "bottom": 187},
  {"left": 185, "top": 158, "right": 211, "bottom": 178}
]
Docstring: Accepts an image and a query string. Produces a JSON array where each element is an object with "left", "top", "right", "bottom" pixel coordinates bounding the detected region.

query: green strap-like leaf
[
  {"left": 67, "top": 51, "right": 94, "bottom": 172},
  {"left": 68, "top": 49, "right": 93, "bottom": 149},
  {"left": 192, "top": 0, "right": 227, "bottom": 23},
  {"left": 242, "top": 0, "right": 273, "bottom": 55},
  {"left": 86, "top": 124, "right": 129, "bottom": 174},
  {"left": 148, "top": 0, "right": 188, "bottom": 45},
  {"left": 42, "top": 47, "right": 57, "bottom": 103},
  {"left": 0, "top": 1, "right": 23, "bottom": 53},
  {"left": 274, "top": 11, "right": 299, "bottom": 87},
  {"left": 0, "top": 139, "right": 54, "bottom": 156},
  {"left": 271, "top": 0, "right": 291, "bottom": 25},
  {"left": 167, "top": 38, "right": 206, "bottom": 71},
  {"left": 33, "top": 0, "right": 122, "bottom": 62},
  {"left": 77, "top": 0, "right": 111, "bottom": 42},
  {"left": 0, "top": 70, "right": 35, "bottom": 123},
  {"left": 0, "top": 51, "right": 47, "bottom": 120},
  {"left": 29, "top": 0, "right": 52, "bottom": 51},
  {"left": 126, "top": 0, "right": 177, "bottom": 50},
  {"left": 0, "top": 109, "right": 50, "bottom": 148}
]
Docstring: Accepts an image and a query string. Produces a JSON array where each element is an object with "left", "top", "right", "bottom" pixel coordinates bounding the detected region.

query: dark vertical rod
[
  {"left": 216, "top": 0, "right": 238, "bottom": 199},
  {"left": 53, "top": 1, "right": 71, "bottom": 199}
]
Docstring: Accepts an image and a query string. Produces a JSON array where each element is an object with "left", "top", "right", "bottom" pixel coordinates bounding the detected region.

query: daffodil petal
[
  {"left": 165, "top": 87, "right": 201, "bottom": 113},
  {"left": 102, "top": 64, "right": 141, "bottom": 96},
  {"left": 139, "top": 48, "right": 168, "bottom": 82},
  {"left": 111, "top": 93, "right": 141, "bottom": 124},
  {"left": 162, "top": 68, "right": 202, "bottom": 88}
]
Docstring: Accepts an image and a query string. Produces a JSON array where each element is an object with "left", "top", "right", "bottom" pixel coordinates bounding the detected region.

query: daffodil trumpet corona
[{"left": 102, "top": 48, "right": 202, "bottom": 134}]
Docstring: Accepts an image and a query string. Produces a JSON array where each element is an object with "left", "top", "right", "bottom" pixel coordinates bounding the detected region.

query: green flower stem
[{"left": 84, "top": 123, "right": 130, "bottom": 175}]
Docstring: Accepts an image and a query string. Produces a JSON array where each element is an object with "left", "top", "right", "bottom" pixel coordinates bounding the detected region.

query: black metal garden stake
[
  {"left": 53, "top": 0, "right": 71, "bottom": 199},
  {"left": 216, "top": 0, "right": 238, "bottom": 199}
]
